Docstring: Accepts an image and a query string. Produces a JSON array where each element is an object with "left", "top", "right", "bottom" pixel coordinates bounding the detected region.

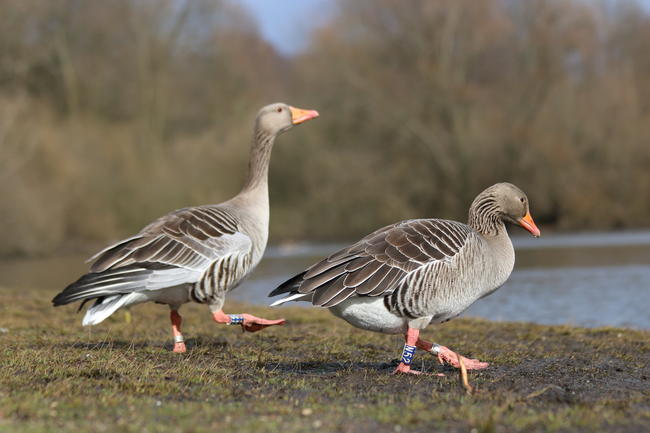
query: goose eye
[
  {"left": 277, "top": 107, "right": 283, "bottom": 113},
  {"left": 520, "top": 197, "right": 525, "bottom": 203}
]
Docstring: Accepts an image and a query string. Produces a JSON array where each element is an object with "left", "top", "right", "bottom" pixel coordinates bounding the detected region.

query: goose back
[{"left": 271, "top": 218, "right": 515, "bottom": 321}]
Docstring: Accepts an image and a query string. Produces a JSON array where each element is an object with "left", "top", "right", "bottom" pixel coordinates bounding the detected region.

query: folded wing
[
  {"left": 270, "top": 219, "right": 471, "bottom": 307},
  {"left": 53, "top": 205, "right": 252, "bottom": 307}
]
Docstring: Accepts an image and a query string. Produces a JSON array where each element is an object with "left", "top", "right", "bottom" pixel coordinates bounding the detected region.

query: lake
[{"left": 1, "top": 230, "right": 649, "bottom": 329}]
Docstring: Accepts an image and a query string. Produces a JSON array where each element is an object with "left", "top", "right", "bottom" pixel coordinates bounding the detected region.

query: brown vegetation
[{"left": 2, "top": 0, "right": 650, "bottom": 256}]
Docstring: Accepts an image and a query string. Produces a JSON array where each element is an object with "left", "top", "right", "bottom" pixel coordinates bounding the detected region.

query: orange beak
[
  {"left": 290, "top": 106, "right": 319, "bottom": 125},
  {"left": 518, "top": 211, "right": 541, "bottom": 237}
]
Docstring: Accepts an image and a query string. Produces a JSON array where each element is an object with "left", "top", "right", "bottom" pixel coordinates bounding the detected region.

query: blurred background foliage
[{"left": 1, "top": 0, "right": 650, "bottom": 257}]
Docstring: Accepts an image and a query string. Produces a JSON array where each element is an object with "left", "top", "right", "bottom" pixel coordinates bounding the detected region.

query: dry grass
[{"left": 1, "top": 285, "right": 649, "bottom": 432}]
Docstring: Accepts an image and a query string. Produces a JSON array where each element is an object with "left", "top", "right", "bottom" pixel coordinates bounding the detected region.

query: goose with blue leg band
[
  {"left": 52, "top": 103, "right": 319, "bottom": 352},
  {"left": 270, "top": 183, "right": 540, "bottom": 375}
]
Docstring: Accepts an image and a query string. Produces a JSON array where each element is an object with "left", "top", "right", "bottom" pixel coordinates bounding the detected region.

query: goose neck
[
  {"left": 241, "top": 128, "right": 275, "bottom": 193},
  {"left": 468, "top": 194, "right": 504, "bottom": 238}
]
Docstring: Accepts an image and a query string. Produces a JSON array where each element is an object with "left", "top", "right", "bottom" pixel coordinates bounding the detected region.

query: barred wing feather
[
  {"left": 89, "top": 206, "right": 246, "bottom": 273},
  {"left": 270, "top": 219, "right": 472, "bottom": 307},
  {"left": 53, "top": 205, "right": 252, "bottom": 306}
]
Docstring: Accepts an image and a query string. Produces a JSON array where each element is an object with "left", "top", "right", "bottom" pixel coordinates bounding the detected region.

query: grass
[{"left": 1, "top": 285, "right": 648, "bottom": 433}]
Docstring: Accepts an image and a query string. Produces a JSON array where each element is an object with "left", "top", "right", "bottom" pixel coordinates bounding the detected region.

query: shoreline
[{"left": 1, "top": 286, "right": 648, "bottom": 433}]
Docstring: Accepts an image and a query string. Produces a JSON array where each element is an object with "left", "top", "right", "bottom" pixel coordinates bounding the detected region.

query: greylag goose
[
  {"left": 53, "top": 103, "right": 319, "bottom": 352},
  {"left": 269, "top": 183, "right": 540, "bottom": 374}
]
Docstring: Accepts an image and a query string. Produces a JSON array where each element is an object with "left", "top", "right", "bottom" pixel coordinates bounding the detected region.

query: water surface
[{"left": 1, "top": 231, "right": 649, "bottom": 329}]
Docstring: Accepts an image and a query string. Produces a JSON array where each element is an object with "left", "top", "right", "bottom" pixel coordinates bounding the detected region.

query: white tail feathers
[
  {"left": 82, "top": 294, "right": 132, "bottom": 326},
  {"left": 269, "top": 292, "right": 311, "bottom": 307}
]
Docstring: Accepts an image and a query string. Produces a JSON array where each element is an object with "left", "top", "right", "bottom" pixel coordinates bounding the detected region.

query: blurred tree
[
  {"left": 278, "top": 0, "right": 650, "bottom": 239},
  {"left": 0, "top": 0, "right": 283, "bottom": 255},
  {"left": 1, "top": 0, "right": 650, "bottom": 256}
]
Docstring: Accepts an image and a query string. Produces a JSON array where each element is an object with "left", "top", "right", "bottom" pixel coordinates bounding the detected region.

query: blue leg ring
[
  {"left": 401, "top": 344, "right": 416, "bottom": 365},
  {"left": 228, "top": 314, "right": 244, "bottom": 325}
]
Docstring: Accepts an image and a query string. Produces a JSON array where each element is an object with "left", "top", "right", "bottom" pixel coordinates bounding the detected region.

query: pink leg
[
  {"left": 417, "top": 338, "right": 488, "bottom": 370},
  {"left": 393, "top": 328, "right": 426, "bottom": 375},
  {"left": 212, "top": 310, "right": 285, "bottom": 333},
  {"left": 170, "top": 310, "right": 186, "bottom": 353}
]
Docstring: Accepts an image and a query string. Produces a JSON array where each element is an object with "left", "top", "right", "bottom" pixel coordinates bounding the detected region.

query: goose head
[
  {"left": 470, "top": 183, "right": 541, "bottom": 237},
  {"left": 493, "top": 183, "right": 541, "bottom": 237},
  {"left": 256, "top": 102, "right": 319, "bottom": 136}
]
